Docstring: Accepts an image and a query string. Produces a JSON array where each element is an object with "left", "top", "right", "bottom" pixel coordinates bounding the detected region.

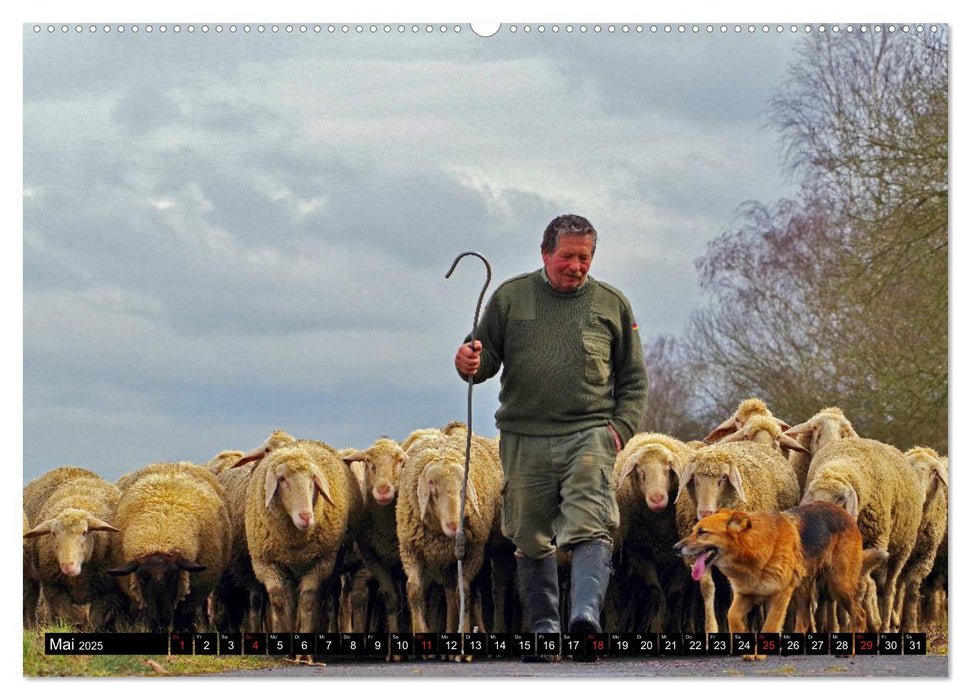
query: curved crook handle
[{"left": 445, "top": 251, "right": 492, "bottom": 345}]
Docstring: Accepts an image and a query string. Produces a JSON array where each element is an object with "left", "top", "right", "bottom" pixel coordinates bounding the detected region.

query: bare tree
[{"left": 655, "top": 27, "right": 947, "bottom": 452}]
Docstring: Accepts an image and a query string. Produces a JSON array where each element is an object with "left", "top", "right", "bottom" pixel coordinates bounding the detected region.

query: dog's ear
[{"left": 728, "top": 511, "right": 751, "bottom": 533}]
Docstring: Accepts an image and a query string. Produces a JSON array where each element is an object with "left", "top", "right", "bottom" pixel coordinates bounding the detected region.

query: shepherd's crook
[{"left": 445, "top": 251, "right": 492, "bottom": 639}]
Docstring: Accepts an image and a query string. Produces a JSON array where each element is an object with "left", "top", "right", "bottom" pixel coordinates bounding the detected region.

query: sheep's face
[
  {"left": 619, "top": 445, "right": 680, "bottom": 512},
  {"left": 23, "top": 509, "right": 120, "bottom": 577},
  {"left": 676, "top": 459, "right": 747, "bottom": 520},
  {"left": 107, "top": 553, "right": 204, "bottom": 633},
  {"left": 367, "top": 442, "right": 406, "bottom": 506},
  {"left": 802, "top": 481, "right": 859, "bottom": 519},
  {"left": 263, "top": 449, "right": 334, "bottom": 531},
  {"left": 905, "top": 449, "right": 948, "bottom": 504},
  {"left": 417, "top": 462, "right": 479, "bottom": 537}
]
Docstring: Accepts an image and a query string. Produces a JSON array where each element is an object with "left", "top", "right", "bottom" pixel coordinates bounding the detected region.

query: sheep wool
[
  {"left": 802, "top": 437, "right": 922, "bottom": 632},
  {"left": 896, "top": 447, "right": 948, "bottom": 631},
  {"left": 245, "top": 439, "right": 363, "bottom": 635},
  {"left": 110, "top": 462, "right": 232, "bottom": 631},
  {"left": 24, "top": 474, "right": 123, "bottom": 629},
  {"left": 675, "top": 440, "right": 801, "bottom": 633},
  {"left": 611, "top": 432, "right": 698, "bottom": 633},
  {"left": 396, "top": 432, "right": 502, "bottom": 636}
]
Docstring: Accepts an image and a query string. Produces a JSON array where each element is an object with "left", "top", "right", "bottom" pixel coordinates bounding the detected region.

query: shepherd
[{"left": 454, "top": 214, "right": 648, "bottom": 661}]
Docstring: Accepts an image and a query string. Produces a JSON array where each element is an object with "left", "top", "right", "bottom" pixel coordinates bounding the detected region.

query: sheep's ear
[
  {"left": 418, "top": 473, "right": 431, "bottom": 520},
  {"left": 86, "top": 517, "right": 121, "bottom": 533},
  {"left": 778, "top": 433, "right": 810, "bottom": 454},
  {"left": 843, "top": 487, "right": 859, "bottom": 519},
  {"left": 106, "top": 561, "right": 139, "bottom": 577},
  {"left": 669, "top": 452, "right": 685, "bottom": 479},
  {"left": 618, "top": 456, "right": 638, "bottom": 486},
  {"left": 841, "top": 421, "right": 858, "bottom": 439},
  {"left": 264, "top": 468, "right": 279, "bottom": 508},
  {"left": 784, "top": 421, "right": 813, "bottom": 437},
  {"left": 675, "top": 463, "right": 695, "bottom": 503},
  {"left": 703, "top": 419, "right": 736, "bottom": 444},
  {"left": 23, "top": 520, "right": 53, "bottom": 539},
  {"left": 728, "top": 512, "right": 751, "bottom": 533},
  {"left": 773, "top": 418, "right": 792, "bottom": 432},
  {"left": 341, "top": 451, "right": 367, "bottom": 467},
  {"left": 176, "top": 557, "right": 206, "bottom": 573},
  {"left": 314, "top": 473, "right": 335, "bottom": 506},
  {"left": 465, "top": 479, "right": 480, "bottom": 517},
  {"left": 233, "top": 449, "right": 266, "bottom": 469},
  {"left": 933, "top": 461, "right": 949, "bottom": 490},
  {"left": 728, "top": 464, "right": 747, "bottom": 503},
  {"left": 719, "top": 429, "right": 746, "bottom": 444}
]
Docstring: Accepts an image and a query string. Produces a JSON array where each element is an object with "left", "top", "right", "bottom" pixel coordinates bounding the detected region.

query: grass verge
[{"left": 23, "top": 625, "right": 283, "bottom": 677}]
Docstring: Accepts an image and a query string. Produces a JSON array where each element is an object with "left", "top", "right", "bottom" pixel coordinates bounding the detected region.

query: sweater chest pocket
[{"left": 582, "top": 332, "right": 612, "bottom": 384}]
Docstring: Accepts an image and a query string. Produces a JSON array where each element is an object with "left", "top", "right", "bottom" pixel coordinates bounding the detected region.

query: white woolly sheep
[
  {"left": 784, "top": 407, "right": 858, "bottom": 491},
  {"left": 703, "top": 398, "right": 791, "bottom": 444},
  {"left": 23, "top": 473, "right": 123, "bottom": 630},
  {"left": 238, "top": 436, "right": 363, "bottom": 641},
  {"left": 401, "top": 427, "right": 445, "bottom": 454},
  {"left": 107, "top": 462, "right": 232, "bottom": 633},
  {"left": 339, "top": 437, "right": 409, "bottom": 639},
  {"left": 895, "top": 447, "right": 948, "bottom": 632},
  {"left": 205, "top": 451, "right": 246, "bottom": 475},
  {"left": 800, "top": 437, "right": 923, "bottom": 632},
  {"left": 716, "top": 413, "right": 809, "bottom": 457},
  {"left": 396, "top": 432, "right": 502, "bottom": 647},
  {"left": 24, "top": 467, "right": 102, "bottom": 526},
  {"left": 674, "top": 441, "right": 801, "bottom": 633},
  {"left": 611, "top": 432, "right": 698, "bottom": 632}
]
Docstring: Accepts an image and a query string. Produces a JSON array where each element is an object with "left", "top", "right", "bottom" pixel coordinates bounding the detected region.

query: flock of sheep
[{"left": 23, "top": 400, "right": 948, "bottom": 653}]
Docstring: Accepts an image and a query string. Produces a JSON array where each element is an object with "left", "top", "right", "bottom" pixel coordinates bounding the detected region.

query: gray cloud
[{"left": 23, "top": 25, "right": 802, "bottom": 482}]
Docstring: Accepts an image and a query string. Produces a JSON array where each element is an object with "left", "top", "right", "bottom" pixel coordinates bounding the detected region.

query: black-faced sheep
[
  {"left": 895, "top": 447, "right": 948, "bottom": 632},
  {"left": 23, "top": 473, "right": 124, "bottom": 630},
  {"left": 107, "top": 462, "right": 231, "bottom": 633},
  {"left": 800, "top": 437, "right": 922, "bottom": 632},
  {"left": 397, "top": 432, "right": 502, "bottom": 644},
  {"left": 674, "top": 441, "right": 801, "bottom": 633},
  {"left": 239, "top": 437, "right": 363, "bottom": 639},
  {"left": 610, "top": 432, "right": 698, "bottom": 633}
]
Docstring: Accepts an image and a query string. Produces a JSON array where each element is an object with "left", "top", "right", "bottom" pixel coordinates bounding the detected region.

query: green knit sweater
[{"left": 462, "top": 269, "right": 648, "bottom": 445}]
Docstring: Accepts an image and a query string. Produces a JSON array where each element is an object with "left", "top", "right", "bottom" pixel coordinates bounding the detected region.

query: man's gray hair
[{"left": 541, "top": 214, "right": 598, "bottom": 255}]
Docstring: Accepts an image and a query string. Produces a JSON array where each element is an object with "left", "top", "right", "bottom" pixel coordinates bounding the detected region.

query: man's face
[{"left": 542, "top": 234, "right": 595, "bottom": 292}]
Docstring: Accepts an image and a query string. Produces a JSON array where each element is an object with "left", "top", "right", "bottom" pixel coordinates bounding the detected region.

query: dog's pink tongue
[{"left": 691, "top": 555, "right": 708, "bottom": 581}]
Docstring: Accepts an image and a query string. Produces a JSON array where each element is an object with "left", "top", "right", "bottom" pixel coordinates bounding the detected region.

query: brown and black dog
[{"left": 674, "top": 502, "right": 879, "bottom": 659}]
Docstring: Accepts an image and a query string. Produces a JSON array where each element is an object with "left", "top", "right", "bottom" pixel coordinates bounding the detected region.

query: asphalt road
[{"left": 212, "top": 653, "right": 948, "bottom": 678}]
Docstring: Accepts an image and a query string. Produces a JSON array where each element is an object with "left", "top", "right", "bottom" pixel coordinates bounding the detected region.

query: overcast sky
[{"left": 20, "top": 22, "right": 886, "bottom": 483}]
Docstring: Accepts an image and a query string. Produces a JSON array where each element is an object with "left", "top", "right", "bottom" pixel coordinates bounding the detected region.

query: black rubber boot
[
  {"left": 568, "top": 540, "right": 612, "bottom": 661},
  {"left": 516, "top": 553, "right": 561, "bottom": 662}
]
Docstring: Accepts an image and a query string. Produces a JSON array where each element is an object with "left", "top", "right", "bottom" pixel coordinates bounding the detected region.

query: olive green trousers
[{"left": 499, "top": 426, "right": 619, "bottom": 560}]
